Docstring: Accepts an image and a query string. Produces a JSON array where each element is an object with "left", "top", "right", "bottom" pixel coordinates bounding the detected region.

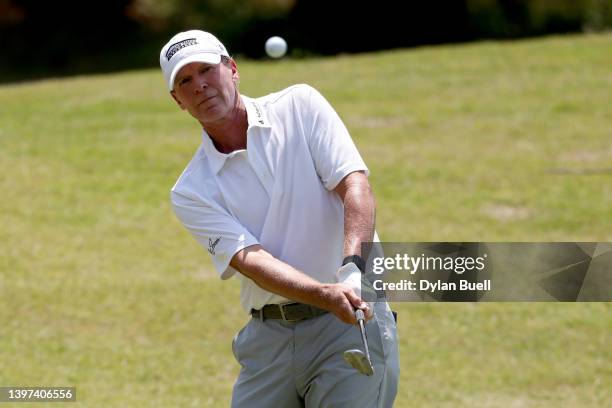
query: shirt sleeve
[
  {"left": 170, "top": 190, "right": 259, "bottom": 280},
  {"left": 303, "top": 85, "right": 369, "bottom": 190}
]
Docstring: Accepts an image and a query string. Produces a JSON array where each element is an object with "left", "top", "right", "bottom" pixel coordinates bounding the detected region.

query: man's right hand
[{"left": 316, "top": 283, "right": 370, "bottom": 325}]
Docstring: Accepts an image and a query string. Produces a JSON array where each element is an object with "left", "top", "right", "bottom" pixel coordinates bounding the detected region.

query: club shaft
[{"left": 358, "top": 319, "right": 373, "bottom": 364}]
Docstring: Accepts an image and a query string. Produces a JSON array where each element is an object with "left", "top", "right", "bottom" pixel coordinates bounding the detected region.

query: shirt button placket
[{"left": 249, "top": 156, "right": 272, "bottom": 198}]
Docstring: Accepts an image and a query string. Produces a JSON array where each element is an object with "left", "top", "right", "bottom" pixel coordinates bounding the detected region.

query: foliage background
[{"left": 1, "top": 0, "right": 611, "bottom": 81}]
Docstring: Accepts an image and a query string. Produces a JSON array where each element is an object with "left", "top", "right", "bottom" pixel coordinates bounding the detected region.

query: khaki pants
[{"left": 231, "top": 301, "right": 399, "bottom": 408}]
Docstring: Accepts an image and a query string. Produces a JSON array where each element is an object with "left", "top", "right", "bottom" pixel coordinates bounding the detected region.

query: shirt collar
[
  {"left": 200, "top": 129, "right": 229, "bottom": 175},
  {"left": 201, "top": 94, "right": 271, "bottom": 175},
  {"left": 242, "top": 95, "right": 271, "bottom": 129}
]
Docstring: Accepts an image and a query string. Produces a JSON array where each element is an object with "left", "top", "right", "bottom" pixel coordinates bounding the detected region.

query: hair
[{"left": 221, "top": 55, "right": 239, "bottom": 88}]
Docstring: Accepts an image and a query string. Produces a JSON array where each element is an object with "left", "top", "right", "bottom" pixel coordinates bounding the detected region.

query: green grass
[{"left": 1, "top": 33, "right": 611, "bottom": 407}]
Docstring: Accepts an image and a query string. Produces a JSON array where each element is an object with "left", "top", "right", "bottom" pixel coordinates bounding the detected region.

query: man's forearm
[
  {"left": 338, "top": 172, "right": 376, "bottom": 258},
  {"left": 230, "top": 245, "right": 367, "bottom": 323},
  {"left": 231, "top": 245, "right": 325, "bottom": 305}
]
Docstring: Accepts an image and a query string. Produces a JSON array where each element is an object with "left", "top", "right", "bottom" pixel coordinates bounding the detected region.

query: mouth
[{"left": 199, "top": 95, "right": 216, "bottom": 106}]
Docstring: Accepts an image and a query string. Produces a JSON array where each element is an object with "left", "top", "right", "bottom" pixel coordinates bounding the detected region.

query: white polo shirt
[{"left": 171, "top": 84, "right": 369, "bottom": 312}]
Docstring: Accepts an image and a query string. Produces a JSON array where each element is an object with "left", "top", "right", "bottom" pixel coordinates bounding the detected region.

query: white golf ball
[{"left": 265, "top": 36, "right": 287, "bottom": 58}]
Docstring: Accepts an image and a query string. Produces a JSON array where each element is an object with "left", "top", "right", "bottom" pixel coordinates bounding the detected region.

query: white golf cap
[{"left": 159, "top": 30, "right": 230, "bottom": 90}]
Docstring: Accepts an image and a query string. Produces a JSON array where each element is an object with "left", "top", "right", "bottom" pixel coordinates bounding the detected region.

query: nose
[{"left": 194, "top": 76, "right": 208, "bottom": 94}]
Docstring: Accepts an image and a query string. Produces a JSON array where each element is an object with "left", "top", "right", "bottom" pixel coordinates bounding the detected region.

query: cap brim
[{"left": 168, "top": 53, "right": 222, "bottom": 90}]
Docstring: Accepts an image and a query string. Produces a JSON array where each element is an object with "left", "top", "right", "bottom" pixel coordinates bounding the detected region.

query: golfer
[{"left": 160, "top": 30, "right": 399, "bottom": 407}]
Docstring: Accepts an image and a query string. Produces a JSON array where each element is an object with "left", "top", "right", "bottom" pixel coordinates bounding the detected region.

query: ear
[
  {"left": 230, "top": 59, "right": 240, "bottom": 83},
  {"left": 170, "top": 90, "right": 186, "bottom": 110}
]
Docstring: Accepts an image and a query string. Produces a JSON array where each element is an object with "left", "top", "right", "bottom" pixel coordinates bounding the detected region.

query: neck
[{"left": 202, "top": 93, "right": 248, "bottom": 154}]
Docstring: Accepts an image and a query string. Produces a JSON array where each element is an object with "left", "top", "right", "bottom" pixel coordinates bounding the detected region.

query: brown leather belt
[{"left": 250, "top": 302, "right": 328, "bottom": 322}]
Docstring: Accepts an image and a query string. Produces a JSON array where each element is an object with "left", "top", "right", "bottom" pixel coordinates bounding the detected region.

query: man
[{"left": 160, "top": 30, "right": 399, "bottom": 407}]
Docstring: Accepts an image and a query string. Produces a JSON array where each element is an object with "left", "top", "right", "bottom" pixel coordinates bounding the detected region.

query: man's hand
[
  {"left": 336, "top": 262, "right": 375, "bottom": 320},
  {"left": 315, "top": 283, "right": 370, "bottom": 325}
]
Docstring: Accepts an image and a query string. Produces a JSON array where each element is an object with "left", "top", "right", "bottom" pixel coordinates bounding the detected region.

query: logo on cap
[{"left": 166, "top": 38, "right": 198, "bottom": 61}]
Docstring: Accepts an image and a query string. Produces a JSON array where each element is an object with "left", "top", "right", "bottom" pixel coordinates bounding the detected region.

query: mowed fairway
[{"left": 1, "top": 33, "right": 610, "bottom": 407}]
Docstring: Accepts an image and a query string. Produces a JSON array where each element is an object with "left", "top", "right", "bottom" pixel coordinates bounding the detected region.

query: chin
[{"left": 202, "top": 106, "right": 229, "bottom": 121}]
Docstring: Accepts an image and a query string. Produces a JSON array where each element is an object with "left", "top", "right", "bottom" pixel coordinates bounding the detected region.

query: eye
[
  {"left": 200, "top": 66, "right": 212, "bottom": 74},
  {"left": 179, "top": 77, "right": 191, "bottom": 86}
]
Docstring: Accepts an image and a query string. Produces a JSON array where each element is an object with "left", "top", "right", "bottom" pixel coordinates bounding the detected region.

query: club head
[{"left": 343, "top": 349, "right": 374, "bottom": 376}]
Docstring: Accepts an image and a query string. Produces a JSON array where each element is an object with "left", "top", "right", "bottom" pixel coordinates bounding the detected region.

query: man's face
[{"left": 170, "top": 58, "right": 240, "bottom": 126}]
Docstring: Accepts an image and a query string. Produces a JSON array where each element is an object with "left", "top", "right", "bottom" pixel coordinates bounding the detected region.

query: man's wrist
[{"left": 342, "top": 255, "right": 365, "bottom": 274}]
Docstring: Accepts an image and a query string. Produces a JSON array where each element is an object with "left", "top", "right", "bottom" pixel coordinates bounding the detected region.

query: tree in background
[
  {"left": 126, "top": 0, "right": 295, "bottom": 56},
  {"left": 467, "top": 0, "right": 612, "bottom": 37},
  {"left": 1, "top": 0, "right": 610, "bottom": 81},
  {"left": 0, "top": 0, "right": 138, "bottom": 75}
]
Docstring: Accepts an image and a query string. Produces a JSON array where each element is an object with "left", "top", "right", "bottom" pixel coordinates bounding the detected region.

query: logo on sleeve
[{"left": 208, "top": 236, "right": 221, "bottom": 255}]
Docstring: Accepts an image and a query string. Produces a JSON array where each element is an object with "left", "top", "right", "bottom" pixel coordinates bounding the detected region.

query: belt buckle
[{"left": 278, "top": 302, "right": 300, "bottom": 322}]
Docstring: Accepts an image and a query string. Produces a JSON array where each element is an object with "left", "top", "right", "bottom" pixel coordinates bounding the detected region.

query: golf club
[{"left": 343, "top": 308, "right": 374, "bottom": 376}]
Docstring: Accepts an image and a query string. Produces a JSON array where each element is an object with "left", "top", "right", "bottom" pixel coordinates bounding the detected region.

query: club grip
[{"left": 355, "top": 309, "right": 365, "bottom": 321}]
